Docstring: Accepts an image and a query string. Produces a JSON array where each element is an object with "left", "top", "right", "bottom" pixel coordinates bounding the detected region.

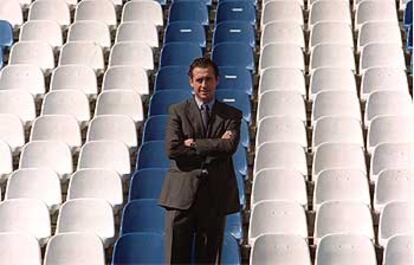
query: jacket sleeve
[
  {"left": 165, "top": 104, "right": 200, "bottom": 160},
  {"left": 193, "top": 112, "right": 242, "bottom": 157}
]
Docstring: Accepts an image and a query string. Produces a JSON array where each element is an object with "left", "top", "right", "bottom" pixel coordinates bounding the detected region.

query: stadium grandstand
[{"left": 0, "top": 0, "right": 412, "bottom": 264}]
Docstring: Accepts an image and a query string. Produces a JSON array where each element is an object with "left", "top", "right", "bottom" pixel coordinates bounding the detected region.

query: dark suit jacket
[{"left": 159, "top": 97, "right": 242, "bottom": 215}]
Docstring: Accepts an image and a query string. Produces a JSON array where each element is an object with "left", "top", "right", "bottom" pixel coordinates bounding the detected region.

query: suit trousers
[{"left": 164, "top": 181, "right": 226, "bottom": 265}]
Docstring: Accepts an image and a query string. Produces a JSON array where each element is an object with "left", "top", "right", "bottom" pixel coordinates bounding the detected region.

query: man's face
[{"left": 189, "top": 66, "right": 218, "bottom": 103}]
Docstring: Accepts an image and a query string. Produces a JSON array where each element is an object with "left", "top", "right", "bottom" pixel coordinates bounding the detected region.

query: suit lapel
[{"left": 186, "top": 98, "right": 205, "bottom": 138}]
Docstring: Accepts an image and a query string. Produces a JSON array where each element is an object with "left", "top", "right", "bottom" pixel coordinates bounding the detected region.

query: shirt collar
[{"left": 194, "top": 96, "right": 215, "bottom": 111}]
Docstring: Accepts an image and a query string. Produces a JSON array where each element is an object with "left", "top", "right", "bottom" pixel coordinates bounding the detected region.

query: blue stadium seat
[
  {"left": 159, "top": 42, "right": 203, "bottom": 68},
  {"left": 173, "top": 0, "right": 213, "bottom": 6},
  {"left": 111, "top": 233, "right": 164, "bottom": 265},
  {"left": 216, "top": 1, "right": 256, "bottom": 26},
  {"left": 143, "top": 115, "right": 169, "bottom": 142},
  {"left": 136, "top": 140, "right": 169, "bottom": 170},
  {"left": 148, "top": 89, "right": 193, "bottom": 116},
  {"left": 218, "top": 66, "right": 253, "bottom": 95},
  {"left": 233, "top": 144, "right": 248, "bottom": 177},
  {"left": 240, "top": 120, "right": 250, "bottom": 148},
  {"left": 216, "top": 89, "right": 252, "bottom": 122},
  {"left": 212, "top": 43, "right": 255, "bottom": 72},
  {"left": 168, "top": 1, "right": 209, "bottom": 26},
  {"left": 408, "top": 25, "right": 413, "bottom": 52},
  {"left": 155, "top": 66, "right": 191, "bottom": 91},
  {"left": 0, "top": 20, "right": 13, "bottom": 51},
  {"left": 213, "top": 21, "right": 255, "bottom": 48},
  {"left": 219, "top": 0, "right": 257, "bottom": 6},
  {"left": 120, "top": 199, "right": 165, "bottom": 235},
  {"left": 221, "top": 233, "right": 241, "bottom": 265},
  {"left": 164, "top": 21, "right": 206, "bottom": 49},
  {"left": 236, "top": 171, "right": 246, "bottom": 209},
  {"left": 225, "top": 211, "right": 243, "bottom": 241},
  {"left": 404, "top": 0, "right": 413, "bottom": 31},
  {"left": 129, "top": 168, "right": 167, "bottom": 201}
]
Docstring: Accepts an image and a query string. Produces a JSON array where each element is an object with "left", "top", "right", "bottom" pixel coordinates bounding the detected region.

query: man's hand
[
  {"left": 221, "top": 130, "right": 234, "bottom": 139},
  {"left": 184, "top": 138, "right": 195, "bottom": 147}
]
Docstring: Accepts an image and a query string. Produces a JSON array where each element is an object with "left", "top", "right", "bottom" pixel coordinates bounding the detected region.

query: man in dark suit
[{"left": 159, "top": 57, "right": 242, "bottom": 264}]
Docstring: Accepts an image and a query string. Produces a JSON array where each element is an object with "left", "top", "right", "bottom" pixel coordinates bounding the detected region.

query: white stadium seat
[
  {"left": 312, "top": 91, "right": 361, "bottom": 125},
  {"left": 309, "top": 68, "right": 356, "bottom": 101},
  {"left": 312, "top": 117, "right": 364, "bottom": 151},
  {"left": 67, "top": 169, "right": 123, "bottom": 210},
  {"left": 261, "top": 22, "right": 305, "bottom": 50},
  {"left": 370, "top": 143, "right": 414, "bottom": 183},
  {"left": 50, "top": 65, "right": 98, "bottom": 98},
  {"left": 77, "top": 140, "right": 131, "bottom": 180},
  {"left": 0, "top": 232, "right": 41, "bottom": 265},
  {"left": 258, "top": 68, "right": 306, "bottom": 98},
  {"left": 109, "top": 41, "right": 154, "bottom": 72},
  {"left": 5, "top": 168, "right": 62, "bottom": 212},
  {"left": 313, "top": 143, "right": 366, "bottom": 179},
  {"left": 0, "top": 0, "right": 23, "bottom": 28},
  {"left": 374, "top": 169, "right": 414, "bottom": 213},
  {"left": 310, "top": 44, "right": 355, "bottom": 73},
  {"left": 250, "top": 234, "right": 311, "bottom": 265},
  {"left": 367, "top": 115, "right": 414, "bottom": 154},
  {"left": 361, "top": 68, "right": 409, "bottom": 101},
  {"left": 257, "top": 91, "right": 306, "bottom": 123},
  {"left": 309, "top": 22, "right": 353, "bottom": 49},
  {"left": 56, "top": 198, "right": 115, "bottom": 248},
  {"left": 383, "top": 234, "right": 414, "bottom": 265},
  {"left": 121, "top": 0, "right": 164, "bottom": 28},
  {"left": 0, "top": 90, "right": 36, "bottom": 128},
  {"left": 95, "top": 90, "right": 144, "bottom": 125},
  {"left": 74, "top": 0, "right": 117, "bottom": 30},
  {"left": 251, "top": 169, "right": 307, "bottom": 208},
  {"left": 102, "top": 66, "right": 149, "bottom": 96},
  {"left": 30, "top": 115, "right": 82, "bottom": 152},
  {"left": 28, "top": 0, "right": 71, "bottom": 28},
  {"left": 44, "top": 232, "right": 105, "bottom": 265},
  {"left": 9, "top": 41, "right": 55, "bottom": 74},
  {"left": 314, "top": 201, "right": 374, "bottom": 244},
  {"left": 41, "top": 90, "right": 91, "bottom": 128},
  {"left": 87, "top": 115, "right": 138, "bottom": 150},
  {"left": 0, "top": 198, "right": 51, "bottom": 246},
  {"left": 254, "top": 142, "right": 307, "bottom": 177},
  {"left": 261, "top": 0, "right": 303, "bottom": 30},
  {"left": 364, "top": 91, "right": 413, "bottom": 129},
  {"left": 249, "top": 201, "right": 307, "bottom": 245},
  {"left": 0, "top": 64, "right": 45, "bottom": 99},
  {"left": 0, "top": 114, "right": 25, "bottom": 155},
  {"left": 19, "top": 141, "right": 73, "bottom": 181},
  {"left": 359, "top": 43, "right": 406, "bottom": 74},
  {"left": 309, "top": 0, "right": 351, "bottom": 30},
  {"left": 256, "top": 116, "right": 307, "bottom": 148},
  {"left": 313, "top": 169, "right": 370, "bottom": 211},
  {"left": 379, "top": 201, "right": 414, "bottom": 247},
  {"left": 67, "top": 21, "right": 111, "bottom": 50},
  {"left": 355, "top": 0, "right": 398, "bottom": 31},
  {"left": 259, "top": 44, "right": 304, "bottom": 73},
  {"left": 357, "top": 21, "right": 402, "bottom": 53},
  {"left": 59, "top": 42, "right": 105, "bottom": 74},
  {"left": 19, "top": 20, "right": 63, "bottom": 50},
  {"left": 315, "top": 234, "right": 376, "bottom": 265},
  {"left": 0, "top": 140, "right": 13, "bottom": 183},
  {"left": 116, "top": 22, "right": 159, "bottom": 49}
]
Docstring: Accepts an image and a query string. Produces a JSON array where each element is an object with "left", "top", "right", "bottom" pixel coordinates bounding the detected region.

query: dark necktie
[{"left": 201, "top": 104, "right": 210, "bottom": 134}]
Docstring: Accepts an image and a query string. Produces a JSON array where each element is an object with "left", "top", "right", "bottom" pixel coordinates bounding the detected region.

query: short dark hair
[{"left": 188, "top": 57, "right": 220, "bottom": 79}]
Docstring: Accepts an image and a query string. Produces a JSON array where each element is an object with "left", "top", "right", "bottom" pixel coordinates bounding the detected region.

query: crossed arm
[{"left": 165, "top": 105, "right": 241, "bottom": 162}]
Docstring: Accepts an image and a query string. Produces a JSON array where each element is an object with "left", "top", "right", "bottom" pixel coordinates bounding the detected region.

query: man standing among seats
[{"left": 159, "top": 57, "right": 242, "bottom": 264}]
